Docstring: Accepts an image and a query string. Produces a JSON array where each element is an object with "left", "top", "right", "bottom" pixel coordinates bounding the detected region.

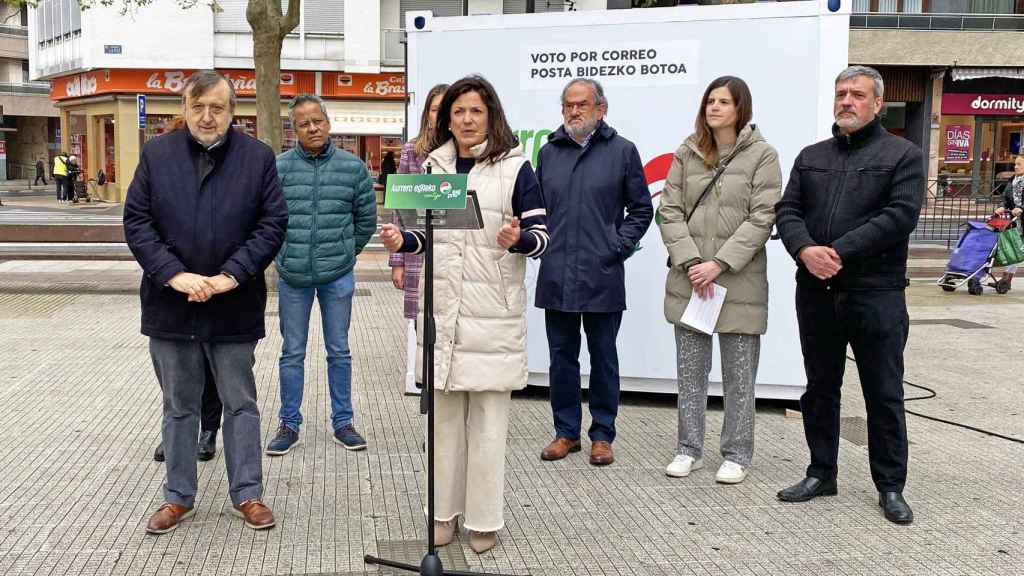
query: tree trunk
[
  {"left": 253, "top": 29, "right": 284, "bottom": 152},
  {"left": 247, "top": 0, "right": 300, "bottom": 154}
]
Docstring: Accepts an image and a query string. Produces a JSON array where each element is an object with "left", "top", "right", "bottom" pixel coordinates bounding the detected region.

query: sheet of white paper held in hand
[{"left": 680, "top": 283, "right": 727, "bottom": 335}]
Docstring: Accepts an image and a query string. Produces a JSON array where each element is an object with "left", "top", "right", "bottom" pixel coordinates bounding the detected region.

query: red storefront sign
[
  {"left": 52, "top": 69, "right": 404, "bottom": 101},
  {"left": 51, "top": 69, "right": 315, "bottom": 100},
  {"left": 942, "top": 93, "right": 1024, "bottom": 116},
  {"left": 321, "top": 72, "right": 405, "bottom": 99}
]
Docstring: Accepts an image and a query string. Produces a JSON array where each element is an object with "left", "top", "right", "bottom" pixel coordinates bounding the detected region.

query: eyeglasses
[{"left": 562, "top": 102, "right": 593, "bottom": 113}]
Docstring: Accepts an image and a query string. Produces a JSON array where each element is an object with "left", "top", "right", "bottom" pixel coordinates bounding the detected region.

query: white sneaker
[
  {"left": 715, "top": 460, "right": 748, "bottom": 484},
  {"left": 665, "top": 454, "right": 703, "bottom": 477}
]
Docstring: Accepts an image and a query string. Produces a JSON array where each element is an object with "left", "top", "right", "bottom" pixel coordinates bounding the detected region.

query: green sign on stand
[{"left": 384, "top": 174, "right": 468, "bottom": 210}]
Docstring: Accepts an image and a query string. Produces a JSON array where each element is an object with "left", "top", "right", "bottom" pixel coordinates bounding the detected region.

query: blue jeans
[{"left": 278, "top": 272, "right": 355, "bottom": 432}]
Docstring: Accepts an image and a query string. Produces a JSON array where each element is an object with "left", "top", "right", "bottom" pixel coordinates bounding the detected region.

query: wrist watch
[{"left": 221, "top": 272, "right": 239, "bottom": 288}]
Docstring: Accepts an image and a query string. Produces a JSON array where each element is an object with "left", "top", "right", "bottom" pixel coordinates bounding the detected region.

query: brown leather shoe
[
  {"left": 146, "top": 503, "right": 194, "bottom": 534},
  {"left": 589, "top": 441, "right": 614, "bottom": 466},
  {"left": 231, "top": 499, "right": 276, "bottom": 530},
  {"left": 540, "top": 437, "right": 581, "bottom": 461}
]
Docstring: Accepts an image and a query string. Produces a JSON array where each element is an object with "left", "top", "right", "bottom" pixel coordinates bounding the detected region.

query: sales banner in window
[{"left": 945, "top": 124, "right": 971, "bottom": 164}]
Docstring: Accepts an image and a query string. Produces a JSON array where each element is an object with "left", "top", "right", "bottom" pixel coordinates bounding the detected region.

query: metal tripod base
[{"left": 364, "top": 552, "right": 522, "bottom": 576}]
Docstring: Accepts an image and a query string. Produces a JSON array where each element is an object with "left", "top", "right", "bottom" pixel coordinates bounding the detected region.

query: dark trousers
[
  {"left": 150, "top": 338, "right": 263, "bottom": 507},
  {"left": 545, "top": 309, "right": 623, "bottom": 443},
  {"left": 157, "top": 356, "right": 223, "bottom": 432},
  {"left": 54, "top": 175, "right": 67, "bottom": 201},
  {"left": 34, "top": 173, "right": 47, "bottom": 186},
  {"left": 795, "top": 285, "right": 910, "bottom": 492}
]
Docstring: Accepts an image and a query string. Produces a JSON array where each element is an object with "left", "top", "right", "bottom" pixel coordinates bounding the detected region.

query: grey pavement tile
[{"left": 0, "top": 285, "right": 1022, "bottom": 576}]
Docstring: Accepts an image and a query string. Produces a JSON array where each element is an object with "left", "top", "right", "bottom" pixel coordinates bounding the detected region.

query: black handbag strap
[{"left": 686, "top": 158, "right": 733, "bottom": 223}]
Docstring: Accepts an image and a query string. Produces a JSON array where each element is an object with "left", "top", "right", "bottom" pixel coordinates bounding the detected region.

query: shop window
[
  {"left": 880, "top": 102, "right": 907, "bottom": 137},
  {"left": 69, "top": 113, "right": 87, "bottom": 174},
  {"left": 334, "top": 134, "right": 359, "bottom": 156},
  {"left": 282, "top": 118, "right": 297, "bottom": 152},
  {"left": 102, "top": 116, "right": 116, "bottom": 183},
  {"left": 144, "top": 115, "right": 180, "bottom": 142},
  {"left": 232, "top": 116, "right": 257, "bottom": 139}
]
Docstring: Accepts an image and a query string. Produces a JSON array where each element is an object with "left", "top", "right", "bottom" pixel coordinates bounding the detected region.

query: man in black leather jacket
[{"left": 775, "top": 66, "right": 924, "bottom": 525}]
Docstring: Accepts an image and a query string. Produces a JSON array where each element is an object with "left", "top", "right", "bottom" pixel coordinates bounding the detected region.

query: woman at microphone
[{"left": 380, "top": 75, "right": 548, "bottom": 554}]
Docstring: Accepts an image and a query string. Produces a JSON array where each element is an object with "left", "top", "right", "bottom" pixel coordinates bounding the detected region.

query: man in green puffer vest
[{"left": 266, "top": 94, "right": 377, "bottom": 456}]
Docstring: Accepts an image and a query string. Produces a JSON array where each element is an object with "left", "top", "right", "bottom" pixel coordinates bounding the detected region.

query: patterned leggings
[{"left": 674, "top": 327, "right": 761, "bottom": 466}]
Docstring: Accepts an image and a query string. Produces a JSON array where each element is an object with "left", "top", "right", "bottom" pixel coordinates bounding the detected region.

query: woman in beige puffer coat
[{"left": 657, "top": 76, "right": 782, "bottom": 484}]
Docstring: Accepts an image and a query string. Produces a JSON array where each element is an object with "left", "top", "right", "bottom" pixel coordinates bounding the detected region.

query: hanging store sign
[
  {"left": 942, "top": 93, "right": 1024, "bottom": 117},
  {"left": 51, "top": 69, "right": 313, "bottom": 101}
]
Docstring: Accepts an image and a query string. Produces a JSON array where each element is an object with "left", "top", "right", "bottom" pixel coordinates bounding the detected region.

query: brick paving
[{"left": 0, "top": 269, "right": 1021, "bottom": 576}]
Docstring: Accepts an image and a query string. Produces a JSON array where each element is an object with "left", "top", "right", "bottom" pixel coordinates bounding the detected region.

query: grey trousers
[
  {"left": 674, "top": 327, "right": 760, "bottom": 466},
  {"left": 150, "top": 338, "right": 263, "bottom": 507}
]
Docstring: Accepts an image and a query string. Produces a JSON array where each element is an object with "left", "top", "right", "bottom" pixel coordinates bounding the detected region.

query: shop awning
[
  {"left": 328, "top": 100, "right": 404, "bottom": 136},
  {"left": 952, "top": 67, "right": 1024, "bottom": 82}
]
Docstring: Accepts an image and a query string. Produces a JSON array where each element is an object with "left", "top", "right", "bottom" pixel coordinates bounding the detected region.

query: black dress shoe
[
  {"left": 198, "top": 430, "right": 218, "bottom": 461},
  {"left": 777, "top": 477, "right": 838, "bottom": 502},
  {"left": 879, "top": 491, "right": 913, "bottom": 524},
  {"left": 153, "top": 443, "right": 165, "bottom": 463}
]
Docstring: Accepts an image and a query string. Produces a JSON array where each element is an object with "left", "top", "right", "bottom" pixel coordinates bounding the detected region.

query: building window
[{"left": 21, "top": 61, "right": 29, "bottom": 83}]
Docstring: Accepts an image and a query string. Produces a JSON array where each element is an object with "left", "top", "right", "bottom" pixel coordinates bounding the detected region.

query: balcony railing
[
  {"left": 382, "top": 28, "right": 404, "bottom": 66},
  {"left": 0, "top": 24, "right": 28, "bottom": 37},
  {"left": 0, "top": 82, "right": 51, "bottom": 95},
  {"left": 851, "top": 12, "right": 1024, "bottom": 30}
]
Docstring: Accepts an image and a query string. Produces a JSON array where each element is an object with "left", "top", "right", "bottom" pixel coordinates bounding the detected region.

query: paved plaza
[{"left": 0, "top": 261, "right": 1021, "bottom": 576}]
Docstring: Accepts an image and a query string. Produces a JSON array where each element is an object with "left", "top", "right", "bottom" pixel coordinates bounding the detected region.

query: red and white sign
[
  {"left": 942, "top": 93, "right": 1024, "bottom": 116},
  {"left": 322, "top": 73, "right": 406, "bottom": 100},
  {"left": 52, "top": 69, "right": 311, "bottom": 100},
  {"left": 944, "top": 124, "right": 971, "bottom": 163},
  {"left": 0, "top": 140, "right": 6, "bottom": 160}
]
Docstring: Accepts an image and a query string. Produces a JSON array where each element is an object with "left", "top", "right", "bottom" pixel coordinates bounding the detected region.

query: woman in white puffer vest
[{"left": 381, "top": 75, "right": 549, "bottom": 554}]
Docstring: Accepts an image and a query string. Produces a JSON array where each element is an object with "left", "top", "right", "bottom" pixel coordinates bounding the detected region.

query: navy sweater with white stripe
[{"left": 398, "top": 158, "right": 549, "bottom": 257}]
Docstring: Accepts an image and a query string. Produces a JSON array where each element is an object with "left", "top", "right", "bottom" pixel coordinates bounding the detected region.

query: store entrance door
[{"left": 971, "top": 117, "right": 1023, "bottom": 197}]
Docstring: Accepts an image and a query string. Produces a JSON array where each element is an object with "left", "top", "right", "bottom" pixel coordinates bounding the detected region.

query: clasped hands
[
  {"left": 799, "top": 246, "right": 843, "bottom": 281},
  {"left": 688, "top": 260, "right": 722, "bottom": 300},
  {"left": 168, "top": 272, "right": 238, "bottom": 303}
]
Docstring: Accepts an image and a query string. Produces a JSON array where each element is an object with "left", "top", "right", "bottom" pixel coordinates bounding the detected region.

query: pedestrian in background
[
  {"left": 35, "top": 157, "right": 48, "bottom": 187},
  {"left": 389, "top": 82, "right": 448, "bottom": 395}
]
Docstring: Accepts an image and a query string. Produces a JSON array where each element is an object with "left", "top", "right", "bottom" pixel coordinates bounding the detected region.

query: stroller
[
  {"left": 71, "top": 169, "right": 106, "bottom": 203},
  {"left": 937, "top": 216, "right": 1020, "bottom": 295}
]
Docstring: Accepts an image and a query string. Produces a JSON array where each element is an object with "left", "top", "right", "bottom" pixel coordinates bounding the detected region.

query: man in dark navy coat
[
  {"left": 124, "top": 70, "right": 287, "bottom": 535},
  {"left": 536, "top": 78, "right": 653, "bottom": 466}
]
